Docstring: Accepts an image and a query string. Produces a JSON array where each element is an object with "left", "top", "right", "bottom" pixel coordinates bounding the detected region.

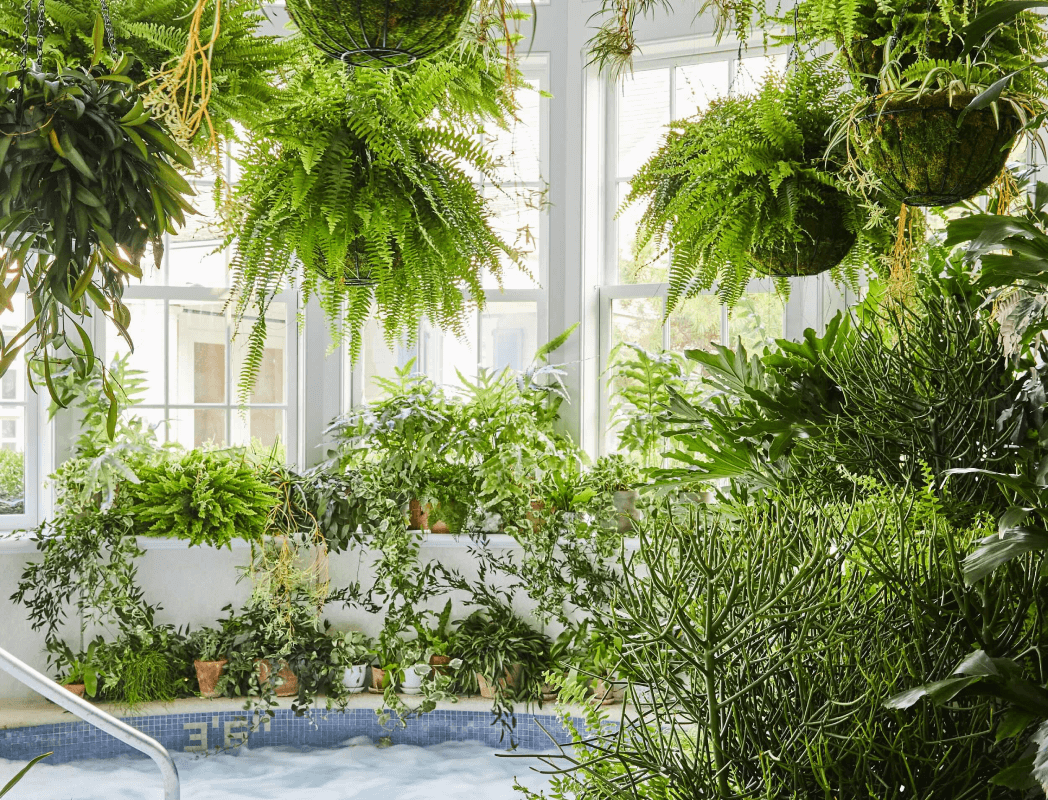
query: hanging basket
[
  {"left": 285, "top": 0, "right": 473, "bottom": 69},
  {"left": 751, "top": 187, "right": 858, "bottom": 278},
  {"left": 853, "top": 91, "right": 1021, "bottom": 207},
  {"left": 313, "top": 242, "right": 376, "bottom": 286}
]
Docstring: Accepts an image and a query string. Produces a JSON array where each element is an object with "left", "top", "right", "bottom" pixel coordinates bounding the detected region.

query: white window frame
[{"left": 0, "top": 294, "right": 42, "bottom": 530}]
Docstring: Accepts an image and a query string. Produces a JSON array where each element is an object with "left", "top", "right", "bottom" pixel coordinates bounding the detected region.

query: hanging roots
[
  {"left": 141, "top": 0, "right": 221, "bottom": 161},
  {"left": 990, "top": 168, "right": 1019, "bottom": 215},
  {"left": 888, "top": 204, "right": 919, "bottom": 303}
]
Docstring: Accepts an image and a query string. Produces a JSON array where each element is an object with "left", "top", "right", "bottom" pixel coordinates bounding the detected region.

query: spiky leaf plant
[
  {"left": 625, "top": 60, "right": 886, "bottom": 311},
  {"left": 0, "top": 0, "right": 291, "bottom": 153},
  {"left": 0, "top": 62, "right": 196, "bottom": 414},
  {"left": 226, "top": 46, "right": 523, "bottom": 399}
]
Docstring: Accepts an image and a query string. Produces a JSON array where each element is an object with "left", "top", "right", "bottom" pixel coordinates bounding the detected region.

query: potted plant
[
  {"left": 186, "top": 627, "right": 229, "bottom": 699},
  {"left": 626, "top": 60, "right": 884, "bottom": 312},
  {"left": 585, "top": 455, "right": 643, "bottom": 532},
  {"left": 414, "top": 600, "right": 459, "bottom": 675},
  {"left": 50, "top": 640, "right": 103, "bottom": 700},
  {"left": 371, "top": 635, "right": 403, "bottom": 694},
  {"left": 399, "top": 641, "right": 430, "bottom": 696},
  {"left": 332, "top": 631, "right": 374, "bottom": 694},
  {"left": 454, "top": 606, "right": 552, "bottom": 702},
  {"left": 0, "top": 57, "right": 197, "bottom": 400},
  {"left": 581, "top": 631, "right": 626, "bottom": 706}
]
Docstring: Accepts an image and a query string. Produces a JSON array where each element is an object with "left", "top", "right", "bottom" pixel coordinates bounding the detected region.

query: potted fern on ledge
[{"left": 625, "top": 58, "right": 885, "bottom": 311}]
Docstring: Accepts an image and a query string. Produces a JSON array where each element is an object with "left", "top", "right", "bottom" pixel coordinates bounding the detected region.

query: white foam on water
[{"left": 0, "top": 740, "right": 554, "bottom": 799}]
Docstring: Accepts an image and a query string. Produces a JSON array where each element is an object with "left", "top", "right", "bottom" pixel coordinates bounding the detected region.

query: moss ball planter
[
  {"left": 751, "top": 186, "right": 859, "bottom": 278},
  {"left": 854, "top": 92, "right": 1021, "bottom": 207},
  {"left": 285, "top": 0, "right": 473, "bottom": 68}
]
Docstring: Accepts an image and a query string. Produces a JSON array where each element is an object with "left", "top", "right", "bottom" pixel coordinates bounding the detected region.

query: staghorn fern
[
  {"left": 0, "top": 0, "right": 290, "bottom": 154},
  {"left": 226, "top": 43, "right": 525, "bottom": 401},
  {"left": 625, "top": 59, "right": 889, "bottom": 311}
]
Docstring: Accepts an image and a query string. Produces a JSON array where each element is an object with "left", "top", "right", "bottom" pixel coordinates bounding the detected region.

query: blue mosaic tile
[{"left": 0, "top": 708, "right": 595, "bottom": 764}]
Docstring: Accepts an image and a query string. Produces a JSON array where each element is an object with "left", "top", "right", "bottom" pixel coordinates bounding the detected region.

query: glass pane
[
  {"left": 488, "top": 79, "right": 542, "bottom": 183},
  {"left": 167, "top": 242, "right": 228, "bottom": 288},
  {"left": 0, "top": 405, "right": 25, "bottom": 514},
  {"left": 361, "top": 317, "right": 416, "bottom": 404},
  {"left": 728, "top": 292, "right": 786, "bottom": 352},
  {"left": 676, "top": 61, "right": 731, "bottom": 117},
  {"left": 232, "top": 303, "right": 286, "bottom": 405},
  {"left": 169, "top": 302, "right": 227, "bottom": 406},
  {"left": 172, "top": 183, "right": 223, "bottom": 244},
  {"left": 670, "top": 295, "right": 721, "bottom": 353},
  {"left": 106, "top": 299, "right": 166, "bottom": 406},
  {"left": 483, "top": 184, "right": 542, "bottom": 290},
  {"left": 135, "top": 407, "right": 169, "bottom": 443},
  {"left": 169, "top": 407, "right": 227, "bottom": 449},
  {"left": 611, "top": 296, "right": 663, "bottom": 353},
  {"left": 617, "top": 68, "right": 671, "bottom": 177},
  {"left": 733, "top": 54, "right": 788, "bottom": 95},
  {"left": 0, "top": 295, "right": 27, "bottom": 400},
  {"left": 437, "top": 312, "right": 478, "bottom": 389},
  {"left": 138, "top": 243, "right": 165, "bottom": 287},
  {"left": 232, "top": 408, "right": 285, "bottom": 454},
  {"left": 617, "top": 181, "right": 668, "bottom": 283},
  {"left": 480, "top": 302, "right": 538, "bottom": 374}
]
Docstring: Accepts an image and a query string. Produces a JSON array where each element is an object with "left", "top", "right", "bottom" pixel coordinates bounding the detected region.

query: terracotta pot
[
  {"left": 540, "top": 683, "right": 558, "bottom": 702},
  {"left": 430, "top": 520, "right": 450, "bottom": 534},
  {"left": 476, "top": 663, "right": 523, "bottom": 699},
  {"left": 409, "top": 499, "right": 429, "bottom": 531},
  {"left": 370, "top": 666, "right": 388, "bottom": 693},
  {"left": 194, "top": 659, "right": 228, "bottom": 698},
  {"left": 257, "top": 659, "right": 298, "bottom": 697},
  {"left": 592, "top": 678, "right": 625, "bottom": 706},
  {"left": 63, "top": 683, "right": 86, "bottom": 698},
  {"left": 429, "top": 654, "right": 452, "bottom": 677},
  {"left": 528, "top": 499, "right": 546, "bottom": 533}
]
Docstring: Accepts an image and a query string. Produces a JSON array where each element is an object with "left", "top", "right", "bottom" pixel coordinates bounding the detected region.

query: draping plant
[
  {"left": 121, "top": 448, "right": 277, "bottom": 546},
  {"left": 626, "top": 58, "right": 885, "bottom": 309},
  {"left": 226, "top": 44, "right": 524, "bottom": 396},
  {"left": 0, "top": 59, "right": 197, "bottom": 407},
  {"left": 0, "top": 0, "right": 290, "bottom": 155}
]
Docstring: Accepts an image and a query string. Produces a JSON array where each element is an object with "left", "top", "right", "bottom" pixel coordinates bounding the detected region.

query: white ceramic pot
[
  {"left": 401, "top": 664, "right": 427, "bottom": 695},
  {"left": 343, "top": 664, "right": 368, "bottom": 693}
]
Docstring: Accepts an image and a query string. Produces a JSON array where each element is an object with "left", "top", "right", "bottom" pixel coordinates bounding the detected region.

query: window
[
  {"left": 102, "top": 152, "right": 297, "bottom": 460},
  {"left": 350, "top": 59, "right": 550, "bottom": 405},
  {"left": 600, "top": 49, "right": 788, "bottom": 452},
  {"left": 0, "top": 295, "right": 37, "bottom": 523}
]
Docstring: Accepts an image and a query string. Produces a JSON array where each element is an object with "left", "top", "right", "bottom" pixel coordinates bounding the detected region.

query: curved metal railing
[{"left": 0, "top": 645, "right": 179, "bottom": 800}]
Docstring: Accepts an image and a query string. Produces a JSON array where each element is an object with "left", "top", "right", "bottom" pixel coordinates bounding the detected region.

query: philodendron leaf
[
  {"left": 884, "top": 675, "right": 984, "bottom": 710},
  {"left": 962, "top": 528, "right": 1048, "bottom": 584},
  {"left": 961, "top": 2, "right": 1048, "bottom": 53}
]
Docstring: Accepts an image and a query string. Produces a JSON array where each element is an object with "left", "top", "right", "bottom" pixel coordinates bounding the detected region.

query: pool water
[{"left": 0, "top": 739, "right": 554, "bottom": 799}]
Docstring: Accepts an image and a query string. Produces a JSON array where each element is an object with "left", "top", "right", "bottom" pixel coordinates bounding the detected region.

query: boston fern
[
  {"left": 122, "top": 449, "right": 277, "bottom": 547},
  {"left": 626, "top": 60, "right": 885, "bottom": 310},
  {"left": 226, "top": 45, "right": 523, "bottom": 397}
]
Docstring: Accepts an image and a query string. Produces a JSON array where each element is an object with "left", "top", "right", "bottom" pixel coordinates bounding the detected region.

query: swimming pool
[{"left": 0, "top": 738, "right": 554, "bottom": 799}]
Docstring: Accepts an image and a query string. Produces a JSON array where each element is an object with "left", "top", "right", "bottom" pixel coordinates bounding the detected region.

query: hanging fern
[
  {"left": 625, "top": 59, "right": 890, "bottom": 311},
  {"left": 0, "top": 0, "right": 290, "bottom": 154},
  {"left": 226, "top": 44, "right": 524, "bottom": 402}
]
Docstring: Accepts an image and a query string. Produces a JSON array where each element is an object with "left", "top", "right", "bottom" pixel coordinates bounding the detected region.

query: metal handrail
[{"left": 0, "top": 645, "right": 180, "bottom": 800}]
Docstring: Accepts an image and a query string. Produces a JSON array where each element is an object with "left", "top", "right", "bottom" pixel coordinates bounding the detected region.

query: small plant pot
[
  {"left": 476, "top": 663, "right": 523, "bottom": 699},
  {"left": 540, "top": 683, "right": 558, "bottom": 702},
  {"left": 409, "top": 499, "right": 429, "bottom": 531},
  {"left": 429, "top": 654, "right": 452, "bottom": 677},
  {"left": 63, "top": 683, "right": 86, "bottom": 699},
  {"left": 401, "top": 666, "right": 426, "bottom": 695},
  {"left": 528, "top": 499, "right": 546, "bottom": 534},
  {"left": 194, "top": 659, "right": 228, "bottom": 698},
  {"left": 370, "top": 666, "right": 388, "bottom": 693},
  {"left": 854, "top": 92, "right": 1021, "bottom": 207},
  {"left": 592, "top": 678, "right": 625, "bottom": 706},
  {"left": 343, "top": 664, "right": 368, "bottom": 693},
  {"left": 430, "top": 520, "right": 451, "bottom": 534},
  {"left": 612, "top": 489, "right": 642, "bottom": 533},
  {"left": 257, "top": 659, "right": 298, "bottom": 697}
]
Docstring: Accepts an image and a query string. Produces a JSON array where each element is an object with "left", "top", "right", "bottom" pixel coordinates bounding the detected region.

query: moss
[
  {"left": 752, "top": 186, "right": 858, "bottom": 277},
  {"left": 856, "top": 92, "right": 1020, "bottom": 206}
]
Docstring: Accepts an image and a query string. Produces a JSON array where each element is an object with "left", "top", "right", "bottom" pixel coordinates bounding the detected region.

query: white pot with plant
[{"left": 334, "top": 631, "right": 375, "bottom": 694}]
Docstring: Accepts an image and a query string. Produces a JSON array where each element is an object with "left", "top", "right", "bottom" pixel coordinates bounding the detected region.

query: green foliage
[
  {"left": 122, "top": 449, "right": 277, "bottom": 547},
  {"left": 0, "top": 62, "right": 196, "bottom": 409},
  {"left": 0, "top": 0, "right": 290, "bottom": 150},
  {"left": 227, "top": 46, "right": 524, "bottom": 398},
  {"left": 626, "top": 60, "right": 884, "bottom": 310}
]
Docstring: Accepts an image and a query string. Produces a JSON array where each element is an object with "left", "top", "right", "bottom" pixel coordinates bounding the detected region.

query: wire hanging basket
[
  {"left": 314, "top": 242, "right": 376, "bottom": 286},
  {"left": 854, "top": 92, "right": 1021, "bottom": 207},
  {"left": 751, "top": 186, "right": 858, "bottom": 278},
  {"left": 285, "top": 0, "right": 474, "bottom": 69}
]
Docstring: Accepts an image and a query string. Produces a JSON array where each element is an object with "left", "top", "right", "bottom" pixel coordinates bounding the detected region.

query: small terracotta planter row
[{"left": 193, "top": 658, "right": 298, "bottom": 698}]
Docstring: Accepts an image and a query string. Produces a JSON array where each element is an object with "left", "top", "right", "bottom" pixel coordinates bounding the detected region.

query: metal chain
[
  {"left": 98, "top": 0, "right": 118, "bottom": 60},
  {"left": 33, "top": 0, "right": 45, "bottom": 71},
  {"left": 18, "top": 0, "right": 31, "bottom": 77}
]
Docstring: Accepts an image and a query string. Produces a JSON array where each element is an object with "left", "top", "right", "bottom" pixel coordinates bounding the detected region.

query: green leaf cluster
[{"left": 122, "top": 448, "right": 278, "bottom": 547}]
